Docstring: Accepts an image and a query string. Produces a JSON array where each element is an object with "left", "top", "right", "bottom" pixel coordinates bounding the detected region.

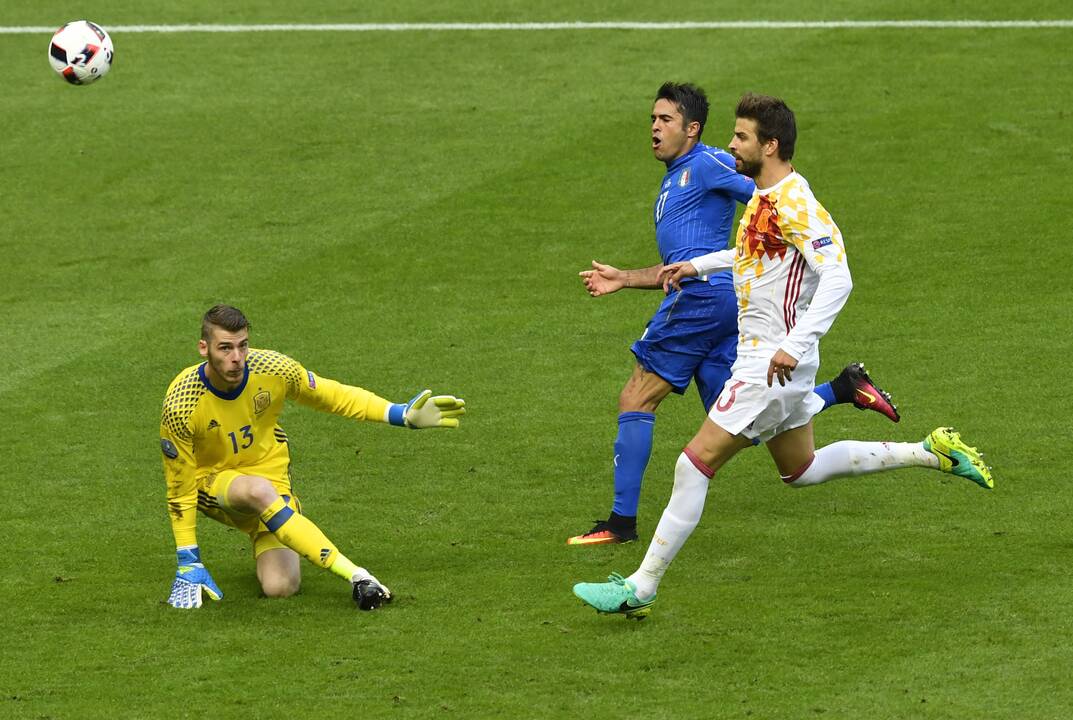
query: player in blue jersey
[{"left": 568, "top": 82, "right": 900, "bottom": 546}]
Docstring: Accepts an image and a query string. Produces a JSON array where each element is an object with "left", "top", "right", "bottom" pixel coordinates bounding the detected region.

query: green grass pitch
[{"left": 3, "top": 2, "right": 1073, "bottom": 718}]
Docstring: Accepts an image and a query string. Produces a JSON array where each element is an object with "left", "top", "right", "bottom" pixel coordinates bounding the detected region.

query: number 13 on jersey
[{"left": 228, "top": 425, "right": 253, "bottom": 453}]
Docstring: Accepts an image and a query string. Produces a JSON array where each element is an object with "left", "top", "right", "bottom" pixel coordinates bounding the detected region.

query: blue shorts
[{"left": 630, "top": 285, "right": 738, "bottom": 411}]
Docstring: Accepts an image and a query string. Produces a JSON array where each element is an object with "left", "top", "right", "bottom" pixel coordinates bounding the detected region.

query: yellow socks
[{"left": 259, "top": 497, "right": 357, "bottom": 580}]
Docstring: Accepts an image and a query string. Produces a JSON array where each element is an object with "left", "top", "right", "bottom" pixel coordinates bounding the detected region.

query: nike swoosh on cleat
[
  {"left": 933, "top": 449, "right": 960, "bottom": 467},
  {"left": 855, "top": 389, "right": 877, "bottom": 404},
  {"left": 617, "top": 598, "right": 652, "bottom": 611}
]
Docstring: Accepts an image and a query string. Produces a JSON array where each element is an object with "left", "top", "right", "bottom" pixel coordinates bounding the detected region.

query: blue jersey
[{"left": 653, "top": 142, "right": 755, "bottom": 289}]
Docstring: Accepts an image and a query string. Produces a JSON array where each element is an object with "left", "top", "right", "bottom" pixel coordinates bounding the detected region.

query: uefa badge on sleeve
[{"left": 160, "top": 438, "right": 179, "bottom": 459}]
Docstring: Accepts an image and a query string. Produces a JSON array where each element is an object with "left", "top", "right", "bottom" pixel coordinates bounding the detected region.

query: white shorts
[{"left": 708, "top": 364, "right": 824, "bottom": 443}]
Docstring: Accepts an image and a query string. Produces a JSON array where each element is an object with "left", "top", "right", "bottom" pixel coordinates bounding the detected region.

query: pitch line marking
[{"left": 3, "top": 20, "right": 1073, "bottom": 34}]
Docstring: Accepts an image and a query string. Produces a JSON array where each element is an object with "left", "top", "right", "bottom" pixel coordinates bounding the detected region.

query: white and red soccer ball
[{"left": 48, "top": 20, "right": 113, "bottom": 85}]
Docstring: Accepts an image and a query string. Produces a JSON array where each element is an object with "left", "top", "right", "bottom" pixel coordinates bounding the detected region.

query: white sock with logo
[
  {"left": 628, "top": 451, "right": 711, "bottom": 600},
  {"left": 785, "top": 441, "right": 938, "bottom": 487}
]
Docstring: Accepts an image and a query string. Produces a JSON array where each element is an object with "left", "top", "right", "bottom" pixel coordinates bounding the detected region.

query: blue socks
[
  {"left": 610, "top": 384, "right": 840, "bottom": 522},
  {"left": 814, "top": 381, "right": 837, "bottom": 410},
  {"left": 611, "top": 411, "right": 656, "bottom": 518}
]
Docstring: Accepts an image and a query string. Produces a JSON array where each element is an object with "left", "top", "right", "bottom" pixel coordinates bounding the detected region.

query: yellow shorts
[{"left": 195, "top": 450, "right": 302, "bottom": 558}]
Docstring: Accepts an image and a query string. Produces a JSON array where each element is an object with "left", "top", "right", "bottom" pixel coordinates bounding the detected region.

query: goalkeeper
[{"left": 160, "top": 304, "right": 465, "bottom": 610}]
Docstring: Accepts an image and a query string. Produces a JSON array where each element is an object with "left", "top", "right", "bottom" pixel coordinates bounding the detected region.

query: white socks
[
  {"left": 626, "top": 441, "right": 939, "bottom": 599},
  {"left": 628, "top": 451, "right": 711, "bottom": 600},
  {"left": 785, "top": 441, "right": 938, "bottom": 487}
]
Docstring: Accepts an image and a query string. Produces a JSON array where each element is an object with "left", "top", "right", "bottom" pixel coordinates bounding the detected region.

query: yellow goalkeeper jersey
[{"left": 159, "top": 348, "right": 391, "bottom": 547}]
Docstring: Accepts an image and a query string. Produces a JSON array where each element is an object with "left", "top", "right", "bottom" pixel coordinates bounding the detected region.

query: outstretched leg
[{"left": 769, "top": 425, "right": 992, "bottom": 490}]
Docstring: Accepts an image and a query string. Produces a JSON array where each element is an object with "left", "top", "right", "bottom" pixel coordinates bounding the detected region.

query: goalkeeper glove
[
  {"left": 167, "top": 546, "right": 223, "bottom": 609},
  {"left": 388, "top": 389, "right": 466, "bottom": 429}
]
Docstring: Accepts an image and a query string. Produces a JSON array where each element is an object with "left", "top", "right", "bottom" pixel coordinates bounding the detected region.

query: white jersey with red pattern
[{"left": 693, "top": 171, "right": 852, "bottom": 383}]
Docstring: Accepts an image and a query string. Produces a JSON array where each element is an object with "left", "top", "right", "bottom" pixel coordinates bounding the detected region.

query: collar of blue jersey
[
  {"left": 665, "top": 141, "right": 705, "bottom": 172},
  {"left": 198, "top": 362, "right": 250, "bottom": 400}
]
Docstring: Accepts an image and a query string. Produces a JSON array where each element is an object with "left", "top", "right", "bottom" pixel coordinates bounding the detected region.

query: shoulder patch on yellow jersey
[
  {"left": 247, "top": 349, "right": 304, "bottom": 393},
  {"left": 160, "top": 438, "right": 179, "bottom": 459},
  {"left": 161, "top": 367, "right": 206, "bottom": 440}
]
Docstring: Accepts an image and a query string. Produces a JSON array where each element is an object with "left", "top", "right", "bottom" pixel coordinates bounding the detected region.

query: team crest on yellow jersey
[{"left": 254, "top": 390, "right": 271, "bottom": 415}]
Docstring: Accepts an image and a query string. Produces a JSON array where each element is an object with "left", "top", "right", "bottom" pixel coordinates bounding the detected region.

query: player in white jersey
[
  {"left": 573, "top": 93, "right": 993, "bottom": 619},
  {"left": 700, "top": 166, "right": 850, "bottom": 441}
]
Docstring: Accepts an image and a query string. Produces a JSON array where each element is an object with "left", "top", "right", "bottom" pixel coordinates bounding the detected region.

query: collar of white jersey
[{"left": 756, "top": 169, "right": 799, "bottom": 195}]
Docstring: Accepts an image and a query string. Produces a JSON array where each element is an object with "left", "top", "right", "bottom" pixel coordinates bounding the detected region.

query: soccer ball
[{"left": 48, "top": 20, "right": 114, "bottom": 85}]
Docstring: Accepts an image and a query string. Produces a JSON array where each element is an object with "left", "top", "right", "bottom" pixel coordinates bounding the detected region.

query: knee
[
  {"left": 676, "top": 448, "right": 715, "bottom": 487},
  {"left": 250, "top": 481, "right": 279, "bottom": 509},
  {"left": 261, "top": 575, "right": 301, "bottom": 599},
  {"left": 229, "top": 476, "right": 279, "bottom": 513}
]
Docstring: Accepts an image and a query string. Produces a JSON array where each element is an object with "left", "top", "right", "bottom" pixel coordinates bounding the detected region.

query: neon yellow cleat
[{"left": 924, "top": 427, "right": 993, "bottom": 489}]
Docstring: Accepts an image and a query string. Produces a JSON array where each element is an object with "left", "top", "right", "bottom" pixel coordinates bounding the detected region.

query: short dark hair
[
  {"left": 201, "top": 304, "right": 249, "bottom": 340},
  {"left": 655, "top": 82, "right": 710, "bottom": 137},
  {"left": 735, "top": 93, "right": 796, "bottom": 160}
]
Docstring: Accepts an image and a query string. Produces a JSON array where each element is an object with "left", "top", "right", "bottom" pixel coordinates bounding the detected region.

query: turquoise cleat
[
  {"left": 923, "top": 427, "right": 994, "bottom": 489},
  {"left": 573, "top": 572, "right": 655, "bottom": 620}
]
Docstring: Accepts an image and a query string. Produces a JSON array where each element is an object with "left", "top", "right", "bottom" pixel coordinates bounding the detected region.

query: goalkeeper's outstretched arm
[{"left": 293, "top": 366, "right": 465, "bottom": 429}]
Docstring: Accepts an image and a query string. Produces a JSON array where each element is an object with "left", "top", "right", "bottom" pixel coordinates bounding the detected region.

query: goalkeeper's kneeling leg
[{"left": 255, "top": 547, "right": 302, "bottom": 598}]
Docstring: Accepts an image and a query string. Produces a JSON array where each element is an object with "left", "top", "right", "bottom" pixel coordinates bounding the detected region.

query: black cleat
[
  {"left": 567, "top": 518, "right": 639, "bottom": 546},
  {"left": 834, "top": 362, "right": 900, "bottom": 423},
  {"left": 352, "top": 579, "right": 392, "bottom": 611}
]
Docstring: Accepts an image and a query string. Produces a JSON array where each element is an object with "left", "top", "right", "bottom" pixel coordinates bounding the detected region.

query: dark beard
[{"left": 737, "top": 157, "right": 762, "bottom": 178}]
